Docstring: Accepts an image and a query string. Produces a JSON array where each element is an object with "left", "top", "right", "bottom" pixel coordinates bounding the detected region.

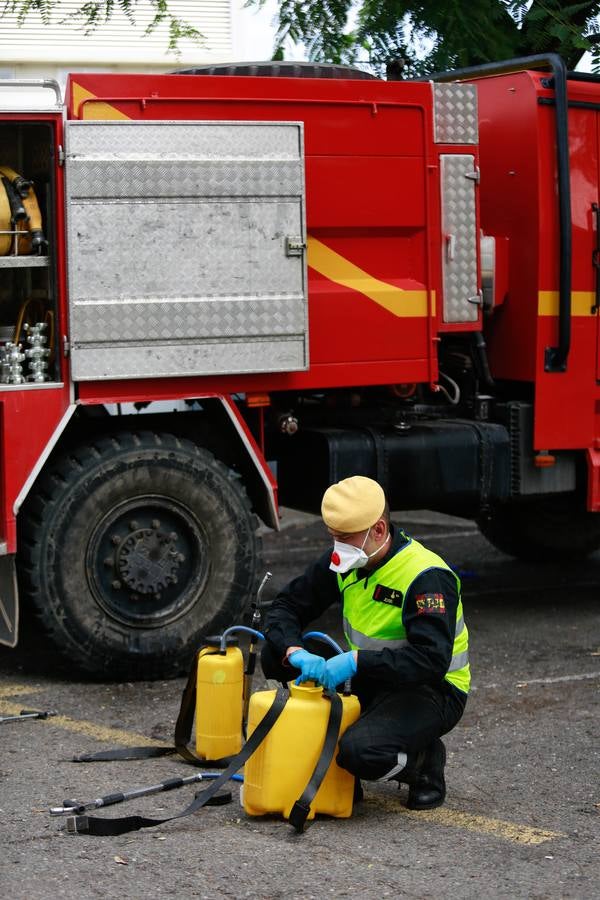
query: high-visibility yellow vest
[{"left": 338, "top": 537, "right": 470, "bottom": 694}]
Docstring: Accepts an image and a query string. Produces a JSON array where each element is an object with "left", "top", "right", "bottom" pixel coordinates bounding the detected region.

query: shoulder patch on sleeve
[{"left": 415, "top": 593, "right": 446, "bottom": 615}]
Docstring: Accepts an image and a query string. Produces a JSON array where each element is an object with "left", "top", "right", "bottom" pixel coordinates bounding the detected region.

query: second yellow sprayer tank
[
  {"left": 242, "top": 682, "right": 360, "bottom": 820},
  {"left": 195, "top": 643, "right": 244, "bottom": 760}
]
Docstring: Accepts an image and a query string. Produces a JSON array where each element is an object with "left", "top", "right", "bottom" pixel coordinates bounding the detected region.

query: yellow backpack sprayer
[{"left": 51, "top": 573, "right": 361, "bottom": 836}]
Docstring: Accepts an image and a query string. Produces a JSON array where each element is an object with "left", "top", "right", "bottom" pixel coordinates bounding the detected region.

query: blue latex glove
[
  {"left": 288, "top": 649, "right": 327, "bottom": 686},
  {"left": 322, "top": 651, "right": 357, "bottom": 691}
]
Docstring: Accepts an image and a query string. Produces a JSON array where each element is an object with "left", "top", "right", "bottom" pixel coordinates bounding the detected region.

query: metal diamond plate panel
[
  {"left": 440, "top": 154, "right": 479, "bottom": 324},
  {"left": 433, "top": 84, "right": 478, "bottom": 145},
  {"left": 67, "top": 161, "right": 302, "bottom": 199},
  {"left": 65, "top": 121, "right": 308, "bottom": 381},
  {"left": 67, "top": 122, "right": 301, "bottom": 160},
  {"left": 71, "top": 297, "right": 305, "bottom": 343},
  {"left": 70, "top": 339, "right": 307, "bottom": 381}
]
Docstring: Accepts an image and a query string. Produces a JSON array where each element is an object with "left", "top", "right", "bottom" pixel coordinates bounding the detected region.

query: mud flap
[{"left": 0, "top": 555, "right": 18, "bottom": 647}]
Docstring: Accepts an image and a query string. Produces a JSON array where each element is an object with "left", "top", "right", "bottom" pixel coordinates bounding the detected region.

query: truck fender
[{"left": 218, "top": 395, "right": 279, "bottom": 531}]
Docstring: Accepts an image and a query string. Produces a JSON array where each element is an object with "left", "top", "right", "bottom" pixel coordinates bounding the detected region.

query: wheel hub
[
  {"left": 117, "top": 524, "right": 184, "bottom": 595},
  {"left": 87, "top": 498, "right": 209, "bottom": 629}
]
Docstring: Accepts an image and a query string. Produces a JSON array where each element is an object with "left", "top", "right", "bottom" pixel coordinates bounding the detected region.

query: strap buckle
[{"left": 288, "top": 800, "right": 311, "bottom": 833}]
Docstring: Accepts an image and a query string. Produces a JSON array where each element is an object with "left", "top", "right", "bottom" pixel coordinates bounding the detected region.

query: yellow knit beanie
[{"left": 321, "top": 476, "right": 385, "bottom": 533}]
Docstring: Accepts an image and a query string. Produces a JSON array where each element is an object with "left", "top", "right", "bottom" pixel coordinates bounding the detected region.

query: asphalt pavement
[{"left": 0, "top": 510, "right": 598, "bottom": 899}]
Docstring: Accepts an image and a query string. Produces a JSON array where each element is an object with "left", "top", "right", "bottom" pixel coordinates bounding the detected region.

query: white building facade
[{"left": 0, "top": 0, "right": 276, "bottom": 86}]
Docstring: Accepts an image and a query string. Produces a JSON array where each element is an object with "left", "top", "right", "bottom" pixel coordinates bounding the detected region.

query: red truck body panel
[
  {"left": 475, "top": 71, "right": 600, "bottom": 451},
  {"left": 0, "top": 112, "right": 71, "bottom": 551},
  {"left": 2, "top": 66, "right": 600, "bottom": 554},
  {"left": 66, "top": 73, "right": 482, "bottom": 396}
]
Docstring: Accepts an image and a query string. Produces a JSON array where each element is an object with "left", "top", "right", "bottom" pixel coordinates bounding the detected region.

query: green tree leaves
[{"left": 257, "top": 0, "right": 600, "bottom": 73}]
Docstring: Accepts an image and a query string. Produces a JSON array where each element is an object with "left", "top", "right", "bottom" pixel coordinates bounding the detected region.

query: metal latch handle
[
  {"left": 446, "top": 234, "right": 456, "bottom": 262},
  {"left": 285, "top": 236, "right": 306, "bottom": 258}
]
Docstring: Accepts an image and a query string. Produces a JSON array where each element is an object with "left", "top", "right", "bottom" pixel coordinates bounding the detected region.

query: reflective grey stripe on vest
[
  {"left": 448, "top": 649, "right": 469, "bottom": 671},
  {"left": 343, "top": 618, "right": 408, "bottom": 651},
  {"left": 345, "top": 614, "right": 464, "bottom": 647},
  {"left": 344, "top": 617, "right": 469, "bottom": 670}
]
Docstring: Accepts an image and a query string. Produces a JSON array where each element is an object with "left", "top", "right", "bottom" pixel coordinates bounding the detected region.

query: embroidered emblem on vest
[
  {"left": 373, "top": 584, "right": 404, "bottom": 607},
  {"left": 415, "top": 593, "right": 446, "bottom": 615}
]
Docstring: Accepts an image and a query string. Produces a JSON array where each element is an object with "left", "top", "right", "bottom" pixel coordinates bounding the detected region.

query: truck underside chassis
[{"left": 14, "top": 387, "right": 600, "bottom": 679}]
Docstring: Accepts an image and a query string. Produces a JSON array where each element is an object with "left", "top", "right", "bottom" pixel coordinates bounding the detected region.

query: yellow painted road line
[
  {"left": 0, "top": 697, "right": 167, "bottom": 747},
  {"left": 307, "top": 236, "right": 429, "bottom": 317},
  {"left": 0, "top": 683, "right": 43, "bottom": 699},
  {"left": 369, "top": 795, "right": 564, "bottom": 845},
  {"left": 0, "top": 682, "right": 168, "bottom": 748},
  {"left": 0, "top": 681, "right": 563, "bottom": 845}
]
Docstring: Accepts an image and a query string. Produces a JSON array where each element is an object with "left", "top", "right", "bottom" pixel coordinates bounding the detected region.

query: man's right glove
[{"left": 287, "top": 649, "right": 327, "bottom": 686}]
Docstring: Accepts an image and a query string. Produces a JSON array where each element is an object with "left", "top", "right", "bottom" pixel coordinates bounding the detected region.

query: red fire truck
[{"left": 1, "top": 55, "right": 599, "bottom": 677}]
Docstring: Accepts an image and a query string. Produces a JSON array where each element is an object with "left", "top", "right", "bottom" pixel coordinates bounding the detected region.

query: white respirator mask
[{"left": 329, "top": 528, "right": 389, "bottom": 574}]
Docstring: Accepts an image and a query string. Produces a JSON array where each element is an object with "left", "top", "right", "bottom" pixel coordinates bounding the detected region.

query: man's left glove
[
  {"left": 322, "top": 651, "right": 357, "bottom": 691},
  {"left": 287, "top": 649, "right": 328, "bottom": 686}
]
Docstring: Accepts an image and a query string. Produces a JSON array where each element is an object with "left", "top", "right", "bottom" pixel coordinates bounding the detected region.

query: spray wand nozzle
[
  {"left": 218, "top": 571, "right": 272, "bottom": 653},
  {"left": 252, "top": 570, "right": 272, "bottom": 627}
]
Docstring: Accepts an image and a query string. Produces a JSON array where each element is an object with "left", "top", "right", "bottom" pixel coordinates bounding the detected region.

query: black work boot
[{"left": 407, "top": 739, "right": 446, "bottom": 810}]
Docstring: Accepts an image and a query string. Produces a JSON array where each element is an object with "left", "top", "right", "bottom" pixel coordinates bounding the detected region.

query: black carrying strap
[
  {"left": 73, "top": 648, "right": 231, "bottom": 767},
  {"left": 67, "top": 686, "right": 288, "bottom": 836},
  {"left": 288, "top": 690, "right": 343, "bottom": 833}
]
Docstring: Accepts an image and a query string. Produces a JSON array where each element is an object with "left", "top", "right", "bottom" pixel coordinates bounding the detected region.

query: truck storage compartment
[
  {"left": 276, "top": 421, "right": 511, "bottom": 518},
  {"left": 0, "top": 121, "right": 57, "bottom": 385},
  {"left": 65, "top": 120, "right": 309, "bottom": 381}
]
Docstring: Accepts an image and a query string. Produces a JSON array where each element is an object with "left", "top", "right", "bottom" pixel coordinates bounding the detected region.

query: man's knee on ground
[{"left": 336, "top": 730, "right": 362, "bottom": 776}]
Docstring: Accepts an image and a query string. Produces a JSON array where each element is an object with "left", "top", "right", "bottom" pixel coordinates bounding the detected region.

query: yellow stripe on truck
[
  {"left": 538, "top": 291, "right": 595, "bottom": 316},
  {"left": 71, "top": 83, "right": 131, "bottom": 120},
  {"left": 307, "top": 236, "right": 430, "bottom": 317}
]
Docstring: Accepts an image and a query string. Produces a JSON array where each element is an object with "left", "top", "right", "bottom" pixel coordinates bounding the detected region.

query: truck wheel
[
  {"left": 18, "top": 432, "right": 262, "bottom": 679},
  {"left": 477, "top": 498, "right": 600, "bottom": 561}
]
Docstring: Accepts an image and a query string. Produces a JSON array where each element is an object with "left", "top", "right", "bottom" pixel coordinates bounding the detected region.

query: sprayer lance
[
  {"left": 253, "top": 571, "right": 272, "bottom": 625},
  {"left": 242, "top": 570, "right": 272, "bottom": 727},
  {"left": 49, "top": 772, "right": 207, "bottom": 816},
  {"left": 0, "top": 709, "right": 57, "bottom": 724}
]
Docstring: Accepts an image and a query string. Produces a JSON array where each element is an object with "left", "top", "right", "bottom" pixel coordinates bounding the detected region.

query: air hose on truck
[
  {"left": 0, "top": 167, "right": 47, "bottom": 256},
  {"left": 50, "top": 576, "right": 360, "bottom": 835}
]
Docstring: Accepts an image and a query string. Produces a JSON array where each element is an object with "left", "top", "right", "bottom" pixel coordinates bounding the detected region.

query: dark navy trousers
[{"left": 261, "top": 642, "right": 466, "bottom": 780}]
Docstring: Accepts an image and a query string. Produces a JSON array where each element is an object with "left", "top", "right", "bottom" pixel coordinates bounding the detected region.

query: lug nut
[
  {"left": 110, "top": 534, "right": 120, "bottom": 546},
  {"left": 151, "top": 519, "right": 161, "bottom": 529},
  {"left": 128, "top": 520, "right": 139, "bottom": 531},
  {"left": 111, "top": 580, "right": 121, "bottom": 590}
]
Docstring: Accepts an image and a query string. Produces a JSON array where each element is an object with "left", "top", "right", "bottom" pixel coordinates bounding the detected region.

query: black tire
[
  {"left": 18, "top": 432, "right": 262, "bottom": 679},
  {"left": 477, "top": 498, "right": 600, "bottom": 561}
]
